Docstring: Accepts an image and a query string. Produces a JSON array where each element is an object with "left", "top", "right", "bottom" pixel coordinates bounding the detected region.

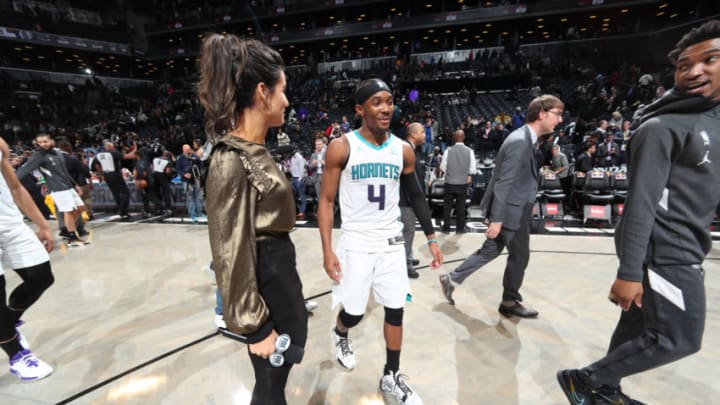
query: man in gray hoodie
[{"left": 558, "top": 20, "right": 720, "bottom": 405}]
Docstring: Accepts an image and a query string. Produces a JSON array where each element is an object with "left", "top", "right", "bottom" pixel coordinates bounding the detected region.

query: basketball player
[
  {"left": 0, "top": 136, "right": 55, "bottom": 381},
  {"left": 557, "top": 20, "right": 720, "bottom": 404},
  {"left": 318, "top": 79, "right": 443, "bottom": 405},
  {"left": 16, "top": 134, "right": 89, "bottom": 246}
]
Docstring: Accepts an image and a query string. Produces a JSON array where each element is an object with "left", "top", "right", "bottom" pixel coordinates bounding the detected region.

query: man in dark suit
[{"left": 439, "top": 94, "right": 564, "bottom": 318}]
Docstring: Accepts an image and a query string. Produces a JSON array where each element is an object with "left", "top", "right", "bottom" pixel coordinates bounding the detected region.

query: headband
[{"left": 355, "top": 79, "right": 392, "bottom": 105}]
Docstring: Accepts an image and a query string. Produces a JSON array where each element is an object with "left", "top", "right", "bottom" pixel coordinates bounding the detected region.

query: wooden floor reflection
[{"left": 0, "top": 223, "right": 717, "bottom": 404}]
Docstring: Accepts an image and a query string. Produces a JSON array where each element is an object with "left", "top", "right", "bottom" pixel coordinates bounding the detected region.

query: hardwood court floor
[{"left": 0, "top": 223, "right": 717, "bottom": 404}]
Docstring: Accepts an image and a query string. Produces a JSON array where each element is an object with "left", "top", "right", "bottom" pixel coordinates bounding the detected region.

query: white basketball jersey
[
  {"left": 339, "top": 130, "right": 404, "bottom": 250},
  {"left": 95, "top": 152, "right": 116, "bottom": 172},
  {"left": 0, "top": 149, "right": 24, "bottom": 223}
]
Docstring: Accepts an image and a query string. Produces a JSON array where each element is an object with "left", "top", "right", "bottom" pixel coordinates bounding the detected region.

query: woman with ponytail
[{"left": 197, "top": 33, "right": 307, "bottom": 404}]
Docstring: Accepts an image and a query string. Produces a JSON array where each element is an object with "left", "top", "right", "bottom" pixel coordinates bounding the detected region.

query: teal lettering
[{"left": 351, "top": 165, "right": 359, "bottom": 180}]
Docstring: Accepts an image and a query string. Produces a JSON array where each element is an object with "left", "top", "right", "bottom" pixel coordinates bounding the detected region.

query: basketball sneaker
[
  {"left": 9, "top": 350, "right": 53, "bottom": 381},
  {"left": 380, "top": 370, "right": 423, "bottom": 405},
  {"left": 557, "top": 369, "right": 646, "bottom": 405},
  {"left": 331, "top": 328, "right": 356, "bottom": 369}
]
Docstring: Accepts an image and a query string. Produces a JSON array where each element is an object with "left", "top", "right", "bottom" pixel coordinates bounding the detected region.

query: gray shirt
[{"left": 551, "top": 152, "right": 570, "bottom": 178}]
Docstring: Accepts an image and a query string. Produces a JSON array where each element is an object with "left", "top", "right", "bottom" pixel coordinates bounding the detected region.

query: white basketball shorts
[
  {"left": 331, "top": 235, "right": 408, "bottom": 315},
  {"left": 51, "top": 188, "right": 84, "bottom": 213},
  {"left": 0, "top": 222, "right": 50, "bottom": 275}
]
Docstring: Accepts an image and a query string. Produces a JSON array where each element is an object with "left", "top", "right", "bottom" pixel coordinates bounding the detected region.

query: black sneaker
[
  {"left": 557, "top": 369, "right": 645, "bottom": 405},
  {"left": 407, "top": 267, "right": 419, "bottom": 279},
  {"left": 77, "top": 227, "right": 89, "bottom": 237},
  {"left": 66, "top": 233, "right": 85, "bottom": 247},
  {"left": 58, "top": 229, "right": 72, "bottom": 240}
]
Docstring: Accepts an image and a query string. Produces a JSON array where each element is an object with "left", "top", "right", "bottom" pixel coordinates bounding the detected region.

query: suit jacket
[{"left": 479, "top": 125, "right": 538, "bottom": 231}]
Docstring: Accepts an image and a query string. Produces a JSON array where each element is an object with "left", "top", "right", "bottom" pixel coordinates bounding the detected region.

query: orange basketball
[{"left": 135, "top": 179, "right": 148, "bottom": 189}]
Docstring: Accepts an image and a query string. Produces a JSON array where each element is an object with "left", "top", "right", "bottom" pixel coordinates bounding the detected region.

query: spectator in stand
[
  {"left": 491, "top": 123, "right": 509, "bottom": 149},
  {"left": 576, "top": 142, "right": 596, "bottom": 173},
  {"left": 309, "top": 139, "right": 325, "bottom": 203},
  {"left": 550, "top": 144, "right": 571, "bottom": 195},
  {"left": 276, "top": 127, "right": 291, "bottom": 146},
  {"left": 609, "top": 111, "right": 624, "bottom": 129},
  {"left": 340, "top": 115, "right": 351, "bottom": 133},
  {"left": 423, "top": 118, "right": 434, "bottom": 156},
  {"left": 540, "top": 133, "right": 556, "bottom": 166},
  {"left": 511, "top": 106, "right": 525, "bottom": 130},
  {"left": 556, "top": 128, "right": 571, "bottom": 145},
  {"left": 596, "top": 132, "right": 619, "bottom": 168}
]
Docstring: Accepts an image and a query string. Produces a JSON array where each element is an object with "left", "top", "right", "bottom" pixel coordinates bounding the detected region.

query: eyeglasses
[{"left": 545, "top": 110, "right": 563, "bottom": 116}]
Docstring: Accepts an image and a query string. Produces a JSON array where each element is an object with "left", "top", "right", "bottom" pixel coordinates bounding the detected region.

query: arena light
[
  {"left": 656, "top": 11, "right": 665, "bottom": 16},
  {"left": 620, "top": 9, "right": 629, "bottom": 13},
  {"left": 84, "top": 68, "right": 92, "bottom": 75}
]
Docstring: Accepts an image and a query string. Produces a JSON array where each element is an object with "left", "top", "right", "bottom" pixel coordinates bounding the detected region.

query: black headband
[{"left": 355, "top": 79, "right": 392, "bottom": 105}]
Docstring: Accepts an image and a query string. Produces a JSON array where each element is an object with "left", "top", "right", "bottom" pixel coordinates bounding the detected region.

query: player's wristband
[{"left": 427, "top": 239, "right": 437, "bottom": 245}]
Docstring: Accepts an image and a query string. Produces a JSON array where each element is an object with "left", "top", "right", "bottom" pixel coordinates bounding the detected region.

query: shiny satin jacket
[{"left": 205, "top": 135, "right": 296, "bottom": 340}]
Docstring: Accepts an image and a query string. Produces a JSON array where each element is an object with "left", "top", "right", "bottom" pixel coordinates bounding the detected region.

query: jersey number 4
[{"left": 367, "top": 184, "right": 386, "bottom": 210}]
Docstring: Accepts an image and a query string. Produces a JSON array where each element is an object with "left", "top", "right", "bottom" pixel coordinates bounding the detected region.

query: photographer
[{"left": 175, "top": 144, "right": 204, "bottom": 222}]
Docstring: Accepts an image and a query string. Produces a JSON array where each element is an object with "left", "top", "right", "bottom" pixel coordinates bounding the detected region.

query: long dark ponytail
[{"left": 197, "top": 34, "right": 285, "bottom": 142}]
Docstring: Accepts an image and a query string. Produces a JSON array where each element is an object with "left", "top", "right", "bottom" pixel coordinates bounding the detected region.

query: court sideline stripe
[{"left": 55, "top": 332, "right": 219, "bottom": 404}]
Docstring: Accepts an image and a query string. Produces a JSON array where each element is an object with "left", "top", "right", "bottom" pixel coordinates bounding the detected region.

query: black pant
[
  {"left": 442, "top": 183, "right": 468, "bottom": 231},
  {"left": 449, "top": 203, "right": 532, "bottom": 302},
  {"left": 583, "top": 263, "right": 705, "bottom": 388},
  {"left": 153, "top": 172, "right": 173, "bottom": 210},
  {"left": 105, "top": 173, "right": 130, "bottom": 216},
  {"left": 0, "top": 262, "right": 54, "bottom": 342},
  {"left": 248, "top": 235, "right": 308, "bottom": 405}
]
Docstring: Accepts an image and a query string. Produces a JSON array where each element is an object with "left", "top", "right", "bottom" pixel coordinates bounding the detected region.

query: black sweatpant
[
  {"left": 105, "top": 173, "right": 130, "bottom": 216},
  {"left": 248, "top": 234, "right": 308, "bottom": 405},
  {"left": 583, "top": 262, "right": 705, "bottom": 388}
]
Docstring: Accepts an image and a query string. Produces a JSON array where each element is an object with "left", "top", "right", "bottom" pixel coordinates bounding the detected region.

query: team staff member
[
  {"left": 558, "top": 20, "right": 720, "bottom": 404},
  {"left": 318, "top": 79, "right": 442, "bottom": 405},
  {"left": 92, "top": 139, "right": 137, "bottom": 220},
  {"left": 198, "top": 34, "right": 307, "bottom": 405},
  {"left": 439, "top": 95, "right": 564, "bottom": 317},
  {"left": 399, "top": 122, "right": 428, "bottom": 279},
  {"left": 0, "top": 137, "right": 55, "bottom": 381}
]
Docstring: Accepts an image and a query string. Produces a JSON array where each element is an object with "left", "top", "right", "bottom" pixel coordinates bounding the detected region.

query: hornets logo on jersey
[{"left": 339, "top": 130, "right": 404, "bottom": 248}]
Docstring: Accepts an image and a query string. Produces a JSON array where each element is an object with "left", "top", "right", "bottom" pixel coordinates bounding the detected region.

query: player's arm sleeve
[
  {"left": 205, "top": 148, "right": 273, "bottom": 343},
  {"left": 615, "top": 120, "right": 677, "bottom": 282},
  {"left": 401, "top": 172, "right": 435, "bottom": 236}
]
